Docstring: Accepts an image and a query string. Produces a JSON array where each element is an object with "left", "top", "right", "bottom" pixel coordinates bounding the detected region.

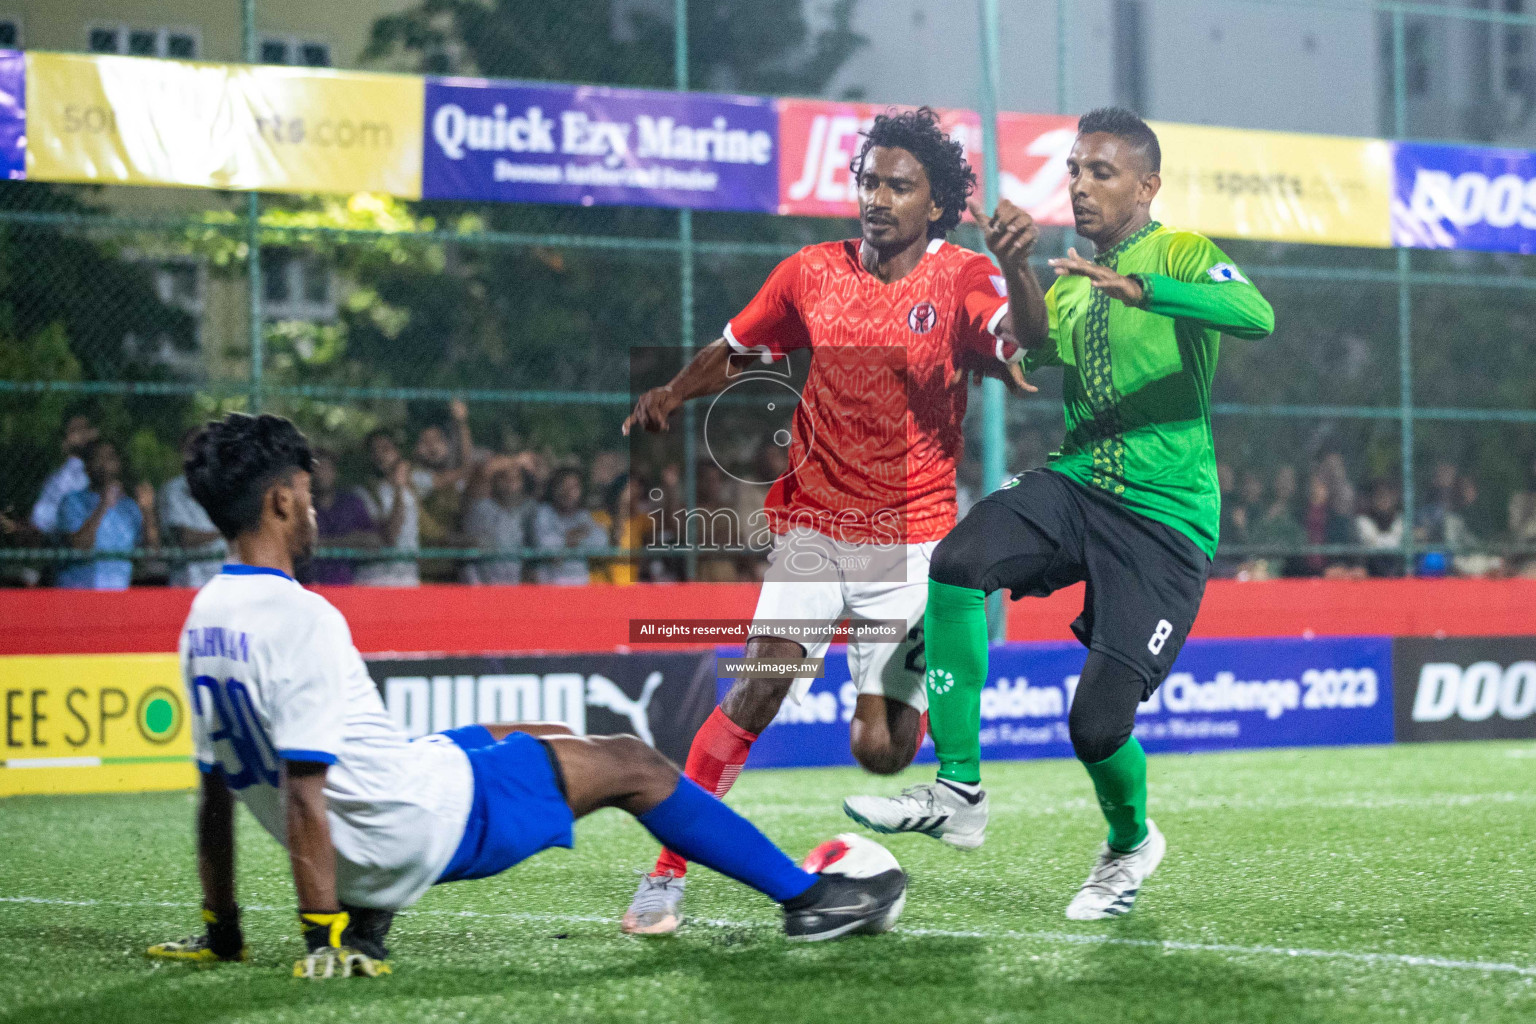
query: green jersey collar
[{"left": 1093, "top": 220, "right": 1162, "bottom": 267}]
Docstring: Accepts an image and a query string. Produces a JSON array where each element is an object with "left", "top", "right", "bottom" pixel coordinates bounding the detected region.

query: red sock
[
  {"left": 653, "top": 707, "right": 759, "bottom": 877},
  {"left": 914, "top": 710, "right": 929, "bottom": 760}
]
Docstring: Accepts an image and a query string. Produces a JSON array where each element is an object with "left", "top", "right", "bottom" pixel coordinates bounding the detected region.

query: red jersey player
[{"left": 620, "top": 108, "right": 1044, "bottom": 935}]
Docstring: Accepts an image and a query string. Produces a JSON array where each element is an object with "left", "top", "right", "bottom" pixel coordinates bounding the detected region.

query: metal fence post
[
  {"left": 675, "top": 0, "right": 698, "bottom": 581},
  {"left": 1056, "top": 0, "right": 1069, "bottom": 117},
  {"left": 978, "top": 0, "right": 1007, "bottom": 639},
  {"left": 242, "top": 0, "right": 263, "bottom": 412},
  {"left": 1392, "top": 8, "right": 1417, "bottom": 575}
]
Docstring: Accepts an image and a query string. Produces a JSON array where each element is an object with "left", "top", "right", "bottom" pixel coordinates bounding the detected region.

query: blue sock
[{"left": 637, "top": 777, "right": 816, "bottom": 903}]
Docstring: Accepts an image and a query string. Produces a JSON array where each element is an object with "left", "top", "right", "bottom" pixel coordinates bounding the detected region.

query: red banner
[
  {"left": 775, "top": 102, "right": 1077, "bottom": 227},
  {"left": 776, "top": 99, "right": 983, "bottom": 218},
  {"left": 996, "top": 112, "right": 1078, "bottom": 226},
  {"left": 4, "top": 580, "right": 1536, "bottom": 656}
]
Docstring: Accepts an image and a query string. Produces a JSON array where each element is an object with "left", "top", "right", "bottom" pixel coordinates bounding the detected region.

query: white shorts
[{"left": 748, "top": 528, "right": 935, "bottom": 710}]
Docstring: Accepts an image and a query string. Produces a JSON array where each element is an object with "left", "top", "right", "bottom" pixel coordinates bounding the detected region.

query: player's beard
[{"left": 292, "top": 521, "right": 318, "bottom": 578}]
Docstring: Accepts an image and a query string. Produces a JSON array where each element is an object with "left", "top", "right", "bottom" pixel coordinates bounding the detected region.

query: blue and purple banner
[
  {"left": 731, "top": 636, "right": 1394, "bottom": 769},
  {"left": 422, "top": 78, "right": 778, "bottom": 212},
  {"left": 1391, "top": 141, "right": 1536, "bottom": 253},
  {"left": 0, "top": 50, "right": 24, "bottom": 180}
]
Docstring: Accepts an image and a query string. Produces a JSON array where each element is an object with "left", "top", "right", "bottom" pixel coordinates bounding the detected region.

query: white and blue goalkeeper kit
[{"left": 181, "top": 565, "right": 474, "bottom": 908}]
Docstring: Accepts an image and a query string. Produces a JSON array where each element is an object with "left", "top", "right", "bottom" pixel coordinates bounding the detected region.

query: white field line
[
  {"left": 723, "top": 790, "right": 1536, "bottom": 818},
  {"left": 4, "top": 895, "right": 1534, "bottom": 978}
]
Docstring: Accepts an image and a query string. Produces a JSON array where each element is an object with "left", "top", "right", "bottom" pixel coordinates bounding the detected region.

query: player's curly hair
[
  {"left": 186, "top": 412, "right": 314, "bottom": 540},
  {"left": 1077, "top": 106, "right": 1161, "bottom": 173},
  {"left": 851, "top": 107, "right": 976, "bottom": 239}
]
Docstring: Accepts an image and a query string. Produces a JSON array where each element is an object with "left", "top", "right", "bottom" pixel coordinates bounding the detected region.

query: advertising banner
[
  {"left": 366, "top": 651, "right": 717, "bottom": 764},
  {"left": 777, "top": 99, "right": 981, "bottom": 218},
  {"left": 423, "top": 78, "right": 777, "bottom": 212},
  {"left": 25, "top": 52, "right": 424, "bottom": 196},
  {"left": 995, "top": 112, "right": 1077, "bottom": 227},
  {"left": 0, "top": 49, "right": 23, "bottom": 180},
  {"left": 1392, "top": 636, "right": 1536, "bottom": 742},
  {"left": 0, "top": 654, "right": 193, "bottom": 796},
  {"left": 1391, "top": 142, "right": 1536, "bottom": 252},
  {"left": 1150, "top": 121, "right": 1393, "bottom": 248},
  {"left": 736, "top": 636, "right": 1394, "bottom": 769}
]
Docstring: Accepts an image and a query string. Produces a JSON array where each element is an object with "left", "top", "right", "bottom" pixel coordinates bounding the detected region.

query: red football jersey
[{"left": 724, "top": 238, "right": 1015, "bottom": 544}]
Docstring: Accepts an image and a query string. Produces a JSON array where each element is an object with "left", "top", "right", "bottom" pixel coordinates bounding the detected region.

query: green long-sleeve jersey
[{"left": 1026, "top": 221, "right": 1275, "bottom": 558}]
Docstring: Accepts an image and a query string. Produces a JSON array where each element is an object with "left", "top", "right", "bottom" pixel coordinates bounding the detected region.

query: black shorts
[{"left": 953, "top": 470, "right": 1210, "bottom": 693}]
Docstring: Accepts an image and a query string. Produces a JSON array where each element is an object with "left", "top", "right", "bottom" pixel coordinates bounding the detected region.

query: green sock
[
  {"left": 924, "top": 579, "right": 989, "bottom": 785},
  {"left": 1082, "top": 736, "right": 1148, "bottom": 852}
]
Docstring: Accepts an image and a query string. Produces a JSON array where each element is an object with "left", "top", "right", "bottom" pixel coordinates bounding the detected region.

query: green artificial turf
[{"left": 3, "top": 742, "right": 1534, "bottom": 1024}]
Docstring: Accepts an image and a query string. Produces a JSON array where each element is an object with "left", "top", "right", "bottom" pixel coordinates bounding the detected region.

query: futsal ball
[{"left": 802, "top": 833, "right": 907, "bottom": 934}]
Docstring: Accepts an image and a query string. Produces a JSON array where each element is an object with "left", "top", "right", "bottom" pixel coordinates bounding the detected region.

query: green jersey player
[{"left": 844, "top": 107, "right": 1274, "bottom": 919}]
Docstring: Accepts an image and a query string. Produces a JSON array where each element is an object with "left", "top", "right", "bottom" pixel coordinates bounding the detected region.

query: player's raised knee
[
  {"left": 1068, "top": 705, "right": 1130, "bottom": 764},
  {"left": 928, "top": 528, "right": 985, "bottom": 590}
]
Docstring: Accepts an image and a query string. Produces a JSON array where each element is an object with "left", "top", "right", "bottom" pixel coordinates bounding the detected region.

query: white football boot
[
  {"left": 842, "top": 782, "right": 988, "bottom": 850},
  {"left": 1064, "top": 819, "right": 1166, "bottom": 920},
  {"left": 621, "top": 872, "right": 685, "bottom": 935}
]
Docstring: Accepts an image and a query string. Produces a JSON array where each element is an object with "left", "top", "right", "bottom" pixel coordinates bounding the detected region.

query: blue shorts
[{"left": 436, "top": 726, "right": 576, "bottom": 884}]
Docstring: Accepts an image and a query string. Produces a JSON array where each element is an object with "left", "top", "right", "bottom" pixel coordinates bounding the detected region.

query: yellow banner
[
  {"left": 26, "top": 52, "right": 423, "bottom": 197},
  {"left": 0, "top": 654, "right": 194, "bottom": 797},
  {"left": 1150, "top": 121, "right": 1392, "bottom": 248}
]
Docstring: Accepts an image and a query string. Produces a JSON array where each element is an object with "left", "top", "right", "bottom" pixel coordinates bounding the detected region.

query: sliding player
[
  {"left": 619, "top": 107, "right": 1037, "bottom": 934},
  {"left": 147, "top": 413, "right": 906, "bottom": 979},
  {"left": 845, "top": 108, "right": 1275, "bottom": 920}
]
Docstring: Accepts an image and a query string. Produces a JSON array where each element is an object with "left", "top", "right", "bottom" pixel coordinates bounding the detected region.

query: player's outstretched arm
[
  {"left": 967, "top": 198, "right": 1051, "bottom": 350},
  {"left": 1048, "top": 247, "right": 1146, "bottom": 305},
  {"left": 949, "top": 350, "right": 1038, "bottom": 396},
  {"left": 1048, "top": 245, "right": 1275, "bottom": 340},
  {"left": 622, "top": 337, "right": 736, "bottom": 435},
  {"left": 146, "top": 769, "right": 248, "bottom": 963},
  {"left": 284, "top": 761, "right": 390, "bottom": 980},
  {"left": 1131, "top": 238, "right": 1274, "bottom": 339}
]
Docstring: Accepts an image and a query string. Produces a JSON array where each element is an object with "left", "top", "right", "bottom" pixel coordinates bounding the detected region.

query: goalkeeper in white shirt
[{"left": 148, "top": 413, "right": 906, "bottom": 979}]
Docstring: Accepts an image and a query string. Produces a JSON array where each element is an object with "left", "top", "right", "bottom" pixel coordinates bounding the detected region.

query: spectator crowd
[
  {"left": 6, "top": 408, "right": 1536, "bottom": 589},
  {"left": 1212, "top": 453, "right": 1526, "bottom": 580},
  {"left": 0, "top": 404, "right": 783, "bottom": 590}
]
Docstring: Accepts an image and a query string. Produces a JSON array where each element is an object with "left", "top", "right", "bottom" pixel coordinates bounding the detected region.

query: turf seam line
[{"left": 6, "top": 895, "right": 1533, "bottom": 977}]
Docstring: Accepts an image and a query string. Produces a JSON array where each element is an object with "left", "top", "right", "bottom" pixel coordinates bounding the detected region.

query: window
[
  {"left": 87, "top": 27, "right": 119, "bottom": 53},
  {"left": 155, "top": 261, "right": 202, "bottom": 309},
  {"left": 259, "top": 36, "right": 332, "bottom": 68},
  {"left": 86, "top": 25, "right": 200, "bottom": 59},
  {"left": 127, "top": 29, "right": 157, "bottom": 57},
  {"left": 263, "top": 251, "right": 292, "bottom": 305},
  {"left": 166, "top": 33, "right": 197, "bottom": 59},
  {"left": 0, "top": 18, "right": 21, "bottom": 49},
  {"left": 131, "top": 257, "right": 207, "bottom": 369},
  {"left": 260, "top": 249, "right": 337, "bottom": 322},
  {"left": 302, "top": 260, "right": 331, "bottom": 305}
]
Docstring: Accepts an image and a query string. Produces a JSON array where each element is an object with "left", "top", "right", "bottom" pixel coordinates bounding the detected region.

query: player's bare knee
[
  {"left": 598, "top": 733, "right": 670, "bottom": 772},
  {"left": 598, "top": 735, "right": 678, "bottom": 803},
  {"left": 745, "top": 635, "right": 805, "bottom": 661},
  {"left": 851, "top": 734, "right": 909, "bottom": 775}
]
